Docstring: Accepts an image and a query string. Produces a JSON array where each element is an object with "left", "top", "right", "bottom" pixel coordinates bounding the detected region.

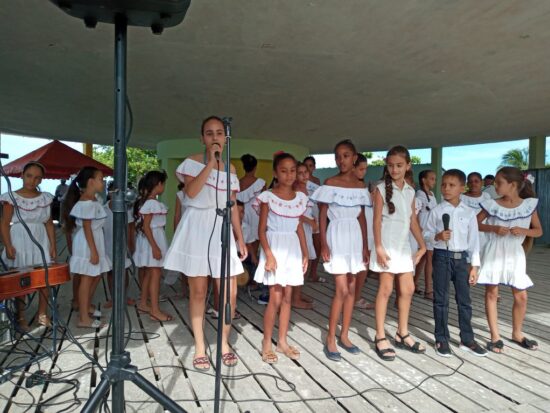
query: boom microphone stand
[{"left": 213, "top": 117, "right": 234, "bottom": 413}]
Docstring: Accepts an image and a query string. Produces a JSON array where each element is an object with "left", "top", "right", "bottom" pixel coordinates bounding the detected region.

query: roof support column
[
  {"left": 83, "top": 143, "right": 93, "bottom": 158},
  {"left": 431, "top": 146, "right": 442, "bottom": 201},
  {"left": 528, "top": 136, "right": 546, "bottom": 169}
]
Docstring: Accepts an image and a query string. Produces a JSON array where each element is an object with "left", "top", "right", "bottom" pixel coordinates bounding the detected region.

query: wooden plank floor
[{"left": 1, "top": 240, "right": 549, "bottom": 412}]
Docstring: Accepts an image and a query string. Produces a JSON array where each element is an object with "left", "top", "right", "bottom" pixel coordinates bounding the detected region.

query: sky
[
  {"left": 0, "top": 133, "right": 548, "bottom": 194},
  {"left": 313, "top": 137, "right": 549, "bottom": 176},
  {"left": 0, "top": 134, "right": 83, "bottom": 195}
]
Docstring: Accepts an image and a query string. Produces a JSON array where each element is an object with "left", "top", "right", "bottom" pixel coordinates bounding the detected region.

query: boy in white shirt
[{"left": 424, "top": 169, "right": 488, "bottom": 358}]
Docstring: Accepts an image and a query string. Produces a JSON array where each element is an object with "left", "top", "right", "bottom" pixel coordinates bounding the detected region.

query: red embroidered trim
[{"left": 0, "top": 200, "right": 53, "bottom": 212}]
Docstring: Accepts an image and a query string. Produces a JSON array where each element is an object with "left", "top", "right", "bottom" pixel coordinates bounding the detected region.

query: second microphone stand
[{"left": 213, "top": 117, "right": 234, "bottom": 413}]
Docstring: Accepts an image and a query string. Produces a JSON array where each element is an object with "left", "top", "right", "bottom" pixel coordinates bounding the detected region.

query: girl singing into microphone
[{"left": 164, "top": 116, "right": 248, "bottom": 370}]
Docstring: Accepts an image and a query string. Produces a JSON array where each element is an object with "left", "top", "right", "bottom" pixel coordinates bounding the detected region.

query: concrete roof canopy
[{"left": 1, "top": 1, "right": 550, "bottom": 152}]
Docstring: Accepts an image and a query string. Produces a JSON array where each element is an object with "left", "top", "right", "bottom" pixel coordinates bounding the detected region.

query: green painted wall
[{"left": 157, "top": 138, "right": 309, "bottom": 240}]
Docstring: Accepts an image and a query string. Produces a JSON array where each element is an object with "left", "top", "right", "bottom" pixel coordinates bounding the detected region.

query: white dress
[
  {"left": 409, "top": 198, "right": 422, "bottom": 252},
  {"left": 311, "top": 186, "right": 369, "bottom": 275},
  {"left": 0, "top": 192, "right": 54, "bottom": 268},
  {"left": 164, "top": 158, "right": 244, "bottom": 278},
  {"left": 416, "top": 190, "right": 438, "bottom": 251},
  {"left": 253, "top": 191, "right": 308, "bottom": 286},
  {"left": 103, "top": 203, "right": 134, "bottom": 269},
  {"left": 363, "top": 189, "right": 374, "bottom": 252},
  {"left": 477, "top": 198, "right": 538, "bottom": 289},
  {"left": 306, "top": 181, "right": 320, "bottom": 234},
  {"left": 69, "top": 200, "right": 112, "bottom": 276},
  {"left": 133, "top": 199, "right": 168, "bottom": 268},
  {"left": 236, "top": 178, "right": 265, "bottom": 243},
  {"left": 302, "top": 198, "right": 317, "bottom": 259},
  {"left": 176, "top": 190, "right": 186, "bottom": 219},
  {"left": 369, "top": 182, "right": 416, "bottom": 274},
  {"left": 461, "top": 192, "right": 492, "bottom": 249}
]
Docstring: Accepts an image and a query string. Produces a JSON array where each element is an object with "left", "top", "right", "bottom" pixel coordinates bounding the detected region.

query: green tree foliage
[
  {"left": 93, "top": 145, "right": 160, "bottom": 185},
  {"left": 367, "top": 154, "right": 422, "bottom": 166},
  {"left": 362, "top": 151, "right": 374, "bottom": 159},
  {"left": 411, "top": 155, "right": 422, "bottom": 164},
  {"left": 500, "top": 148, "right": 528, "bottom": 170}
]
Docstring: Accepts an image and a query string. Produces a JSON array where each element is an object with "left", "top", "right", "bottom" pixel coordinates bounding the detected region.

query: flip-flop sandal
[
  {"left": 222, "top": 352, "right": 238, "bottom": 367},
  {"left": 150, "top": 314, "right": 174, "bottom": 322},
  {"left": 261, "top": 350, "right": 278, "bottom": 364},
  {"left": 276, "top": 345, "right": 300, "bottom": 360},
  {"left": 394, "top": 333, "right": 425, "bottom": 354},
  {"left": 487, "top": 339, "right": 504, "bottom": 353},
  {"left": 192, "top": 356, "right": 210, "bottom": 370},
  {"left": 137, "top": 307, "right": 150, "bottom": 315},
  {"left": 513, "top": 337, "right": 538, "bottom": 351},
  {"left": 77, "top": 319, "right": 105, "bottom": 329}
]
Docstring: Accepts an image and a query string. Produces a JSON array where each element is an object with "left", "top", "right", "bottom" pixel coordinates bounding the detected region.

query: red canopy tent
[{"left": 2, "top": 140, "right": 113, "bottom": 179}]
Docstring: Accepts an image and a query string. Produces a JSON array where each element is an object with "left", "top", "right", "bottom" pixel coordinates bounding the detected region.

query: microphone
[
  {"left": 442, "top": 213, "right": 450, "bottom": 231},
  {"left": 214, "top": 151, "right": 220, "bottom": 161},
  {"left": 442, "top": 213, "right": 450, "bottom": 249}
]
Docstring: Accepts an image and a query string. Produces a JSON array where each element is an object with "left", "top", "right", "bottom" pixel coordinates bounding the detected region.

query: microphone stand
[
  {"left": 81, "top": 15, "right": 185, "bottom": 413},
  {"left": 213, "top": 117, "right": 234, "bottom": 413}
]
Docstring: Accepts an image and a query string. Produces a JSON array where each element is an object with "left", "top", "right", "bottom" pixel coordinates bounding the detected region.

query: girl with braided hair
[{"left": 370, "top": 146, "right": 426, "bottom": 361}]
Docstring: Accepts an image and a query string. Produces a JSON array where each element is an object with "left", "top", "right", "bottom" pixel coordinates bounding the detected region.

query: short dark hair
[
  {"left": 443, "top": 169, "right": 466, "bottom": 185},
  {"left": 303, "top": 156, "right": 316, "bottom": 165},
  {"left": 467, "top": 172, "right": 482, "bottom": 181},
  {"left": 240, "top": 154, "right": 258, "bottom": 172},
  {"left": 483, "top": 174, "right": 495, "bottom": 180},
  {"left": 355, "top": 153, "right": 367, "bottom": 166}
]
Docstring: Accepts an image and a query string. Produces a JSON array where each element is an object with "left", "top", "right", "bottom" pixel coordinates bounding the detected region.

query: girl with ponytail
[
  {"left": 133, "top": 170, "right": 171, "bottom": 322},
  {"left": 369, "top": 146, "right": 426, "bottom": 361},
  {"left": 63, "top": 166, "right": 111, "bottom": 329}
]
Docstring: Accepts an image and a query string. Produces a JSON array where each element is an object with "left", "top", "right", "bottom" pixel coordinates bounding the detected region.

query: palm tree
[{"left": 500, "top": 148, "right": 528, "bottom": 170}]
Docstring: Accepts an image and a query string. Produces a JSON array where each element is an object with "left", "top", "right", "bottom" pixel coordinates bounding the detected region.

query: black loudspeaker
[{"left": 50, "top": 0, "right": 191, "bottom": 33}]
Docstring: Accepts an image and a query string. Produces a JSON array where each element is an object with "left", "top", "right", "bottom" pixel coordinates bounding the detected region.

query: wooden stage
[{"left": 1, "top": 235, "right": 549, "bottom": 412}]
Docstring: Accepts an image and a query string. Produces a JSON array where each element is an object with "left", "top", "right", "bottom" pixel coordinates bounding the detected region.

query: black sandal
[
  {"left": 513, "top": 337, "right": 538, "bottom": 351},
  {"left": 374, "top": 337, "right": 395, "bottom": 361},
  {"left": 394, "top": 332, "right": 425, "bottom": 354},
  {"left": 487, "top": 339, "right": 504, "bottom": 353}
]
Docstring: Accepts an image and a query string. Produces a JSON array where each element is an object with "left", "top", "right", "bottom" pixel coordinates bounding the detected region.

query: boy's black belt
[{"left": 434, "top": 249, "right": 468, "bottom": 260}]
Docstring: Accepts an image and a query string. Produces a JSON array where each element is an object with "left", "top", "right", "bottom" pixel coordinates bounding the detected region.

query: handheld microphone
[
  {"left": 442, "top": 213, "right": 450, "bottom": 249},
  {"left": 442, "top": 213, "right": 450, "bottom": 231},
  {"left": 214, "top": 151, "right": 220, "bottom": 161}
]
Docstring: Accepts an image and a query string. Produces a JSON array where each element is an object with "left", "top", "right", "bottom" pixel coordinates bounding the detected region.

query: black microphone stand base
[
  {"left": 83, "top": 352, "right": 184, "bottom": 413},
  {"left": 81, "top": 14, "right": 185, "bottom": 413}
]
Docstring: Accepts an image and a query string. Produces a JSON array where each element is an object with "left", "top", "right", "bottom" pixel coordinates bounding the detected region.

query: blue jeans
[{"left": 432, "top": 249, "right": 474, "bottom": 344}]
